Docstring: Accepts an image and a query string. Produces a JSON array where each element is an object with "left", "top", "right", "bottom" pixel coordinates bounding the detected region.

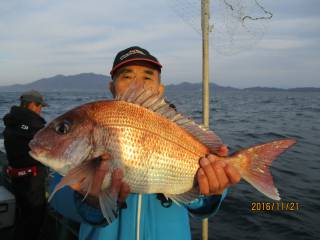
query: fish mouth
[
  {"left": 29, "top": 144, "right": 54, "bottom": 164},
  {"left": 29, "top": 149, "right": 47, "bottom": 162},
  {"left": 29, "top": 139, "right": 53, "bottom": 160},
  {"left": 29, "top": 149, "right": 69, "bottom": 173}
]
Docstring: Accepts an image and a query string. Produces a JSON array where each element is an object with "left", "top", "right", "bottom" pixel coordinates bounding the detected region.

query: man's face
[
  {"left": 109, "top": 65, "right": 164, "bottom": 98},
  {"left": 28, "top": 102, "right": 42, "bottom": 115}
]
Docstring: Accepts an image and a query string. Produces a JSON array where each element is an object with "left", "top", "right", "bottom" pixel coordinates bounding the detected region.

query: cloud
[
  {"left": 0, "top": 0, "right": 319, "bottom": 88},
  {"left": 258, "top": 39, "right": 312, "bottom": 50}
]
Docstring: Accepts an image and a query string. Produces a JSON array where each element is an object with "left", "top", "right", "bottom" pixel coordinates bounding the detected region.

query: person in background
[
  {"left": 50, "top": 46, "right": 241, "bottom": 240},
  {"left": 3, "top": 90, "right": 48, "bottom": 240}
]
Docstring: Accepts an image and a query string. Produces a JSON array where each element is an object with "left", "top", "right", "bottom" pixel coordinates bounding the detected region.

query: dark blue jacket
[{"left": 50, "top": 173, "right": 228, "bottom": 240}]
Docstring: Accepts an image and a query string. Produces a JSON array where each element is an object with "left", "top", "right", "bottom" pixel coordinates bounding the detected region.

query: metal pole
[
  {"left": 201, "top": 0, "right": 210, "bottom": 127},
  {"left": 201, "top": 0, "right": 210, "bottom": 240}
]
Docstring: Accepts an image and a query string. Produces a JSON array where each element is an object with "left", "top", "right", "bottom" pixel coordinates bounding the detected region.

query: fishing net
[{"left": 168, "top": 0, "right": 272, "bottom": 55}]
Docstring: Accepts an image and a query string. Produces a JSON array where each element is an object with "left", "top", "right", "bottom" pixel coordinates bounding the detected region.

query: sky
[{"left": 0, "top": 0, "right": 319, "bottom": 88}]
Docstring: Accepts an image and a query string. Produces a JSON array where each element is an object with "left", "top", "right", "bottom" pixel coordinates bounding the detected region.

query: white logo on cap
[
  {"left": 120, "top": 49, "right": 146, "bottom": 61},
  {"left": 21, "top": 124, "right": 29, "bottom": 130}
]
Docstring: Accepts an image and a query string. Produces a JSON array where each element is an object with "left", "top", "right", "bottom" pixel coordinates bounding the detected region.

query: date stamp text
[{"left": 250, "top": 201, "right": 300, "bottom": 212}]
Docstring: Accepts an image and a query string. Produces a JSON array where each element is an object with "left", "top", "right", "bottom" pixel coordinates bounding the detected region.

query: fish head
[{"left": 29, "top": 106, "right": 101, "bottom": 174}]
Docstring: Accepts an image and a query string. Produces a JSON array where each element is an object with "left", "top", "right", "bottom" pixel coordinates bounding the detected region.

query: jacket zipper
[{"left": 136, "top": 193, "right": 142, "bottom": 240}]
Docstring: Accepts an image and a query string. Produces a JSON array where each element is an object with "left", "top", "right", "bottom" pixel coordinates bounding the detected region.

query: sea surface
[{"left": 0, "top": 89, "right": 319, "bottom": 240}]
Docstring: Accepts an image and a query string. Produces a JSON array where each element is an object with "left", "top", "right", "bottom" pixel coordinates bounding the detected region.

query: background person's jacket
[{"left": 3, "top": 106, "right": 46, "bottom": 168}]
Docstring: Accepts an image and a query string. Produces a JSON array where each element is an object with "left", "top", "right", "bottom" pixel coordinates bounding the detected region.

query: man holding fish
[{"left": 31, "top": 46, "right": 294, "bottom": 240}]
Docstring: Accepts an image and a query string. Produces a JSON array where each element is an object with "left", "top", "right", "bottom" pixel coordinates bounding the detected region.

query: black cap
[
  {"left": 110, "top": 46, "right": 162, "bottom": 78},
  {"left": 20, "top": 90, "right": 48, "bottom": 107}
]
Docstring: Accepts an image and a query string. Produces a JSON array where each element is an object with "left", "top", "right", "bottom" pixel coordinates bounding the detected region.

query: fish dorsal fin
[{"left": 116, "top": 83, "right": 223, "bottom": 153}]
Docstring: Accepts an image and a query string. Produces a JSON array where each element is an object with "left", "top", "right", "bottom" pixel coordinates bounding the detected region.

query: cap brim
[{"left": 110, "top": 58, "right": 162, "bottom": 76}]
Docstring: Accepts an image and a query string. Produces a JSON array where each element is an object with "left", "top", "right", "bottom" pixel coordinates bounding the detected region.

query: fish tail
[{"left": 233, "top": 139, "right": 296, "bottom": 200}]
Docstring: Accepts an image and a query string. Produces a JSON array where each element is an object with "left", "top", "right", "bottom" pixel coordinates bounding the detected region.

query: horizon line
[{"left": 0, "top": 72, "right": 319, "bottom": 90}]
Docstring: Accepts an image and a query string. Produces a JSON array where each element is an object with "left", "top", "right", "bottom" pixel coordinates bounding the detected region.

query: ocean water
[{"left": 0, "top": 89, "right": 319, "bottom": 240}]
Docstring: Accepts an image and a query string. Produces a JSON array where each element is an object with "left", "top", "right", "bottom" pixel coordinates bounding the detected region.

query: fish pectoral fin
[
  {"left": 51, "top": 158, "right": 119, "bottom": 224},
  {"left": 165, "top": 187, "right": 199, "bottom": 205},
  {"left": 98, "top": 189, "right": 119, "bottom": 224},
  {"left": 48, "top": 160, "right": 97, "bottom": 202}
]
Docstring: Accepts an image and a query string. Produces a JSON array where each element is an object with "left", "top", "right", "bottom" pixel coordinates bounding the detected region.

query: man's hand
[
  {"left": 70, "top": 153, "right": 130, "bottom": 207},
  {"left": 197, "top": 145, "right": 241, "bottom": 195}
]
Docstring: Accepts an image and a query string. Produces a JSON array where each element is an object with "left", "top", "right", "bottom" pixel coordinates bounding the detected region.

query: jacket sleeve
[
  {"left": 185, "top": 189, "right": 228, "bottom": 219},
  {"left": 49, "top": 172, "right": 107, "bottom": 226},
  {"left": 73, "top": 191, "right": 108, "bottom": 226}
]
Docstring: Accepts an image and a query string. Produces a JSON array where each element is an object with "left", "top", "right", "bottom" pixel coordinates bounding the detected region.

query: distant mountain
[
  {"left": 287, "top": 87, "right": 320, "bottom": 92},
  {"left": 243, "top": 87, "right": 284, "bottom": 92},
  {"left": 166, "top": 82, "right": 238, "bottom": 92},
  {"left": 0, "top": 73, "right": 111, "bottom": 91},
  {"left": 243, "top": 86, "right": 320, "bottom": 92},
  {"left": 0, "top": 74, "right": 237, "bottom": 92},
  {"left": 0, "top": 73, "right": 319, "bottom": 92}
]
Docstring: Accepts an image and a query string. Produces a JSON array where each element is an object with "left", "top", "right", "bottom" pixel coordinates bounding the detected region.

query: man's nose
[{"left": 133, "top": 77, "right": 145, "bottom": 86}]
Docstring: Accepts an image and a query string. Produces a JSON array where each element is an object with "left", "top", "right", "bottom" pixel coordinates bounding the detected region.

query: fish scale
[
  {"left": 90, "top": 101, "right": 209, "bottom": 156},
  {"left": 81, "top": 101, "right": 208, "bottom": 194},
  {"left": 102, "top": 124, "right": 201, "bottom": 194}
]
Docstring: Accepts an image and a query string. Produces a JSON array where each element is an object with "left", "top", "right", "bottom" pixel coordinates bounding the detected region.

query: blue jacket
[{"left": 50, "top": 173, "right": 228, "bottom": 240}]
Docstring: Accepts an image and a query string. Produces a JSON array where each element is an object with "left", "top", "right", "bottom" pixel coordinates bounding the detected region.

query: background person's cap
[
  {"left": 20, "top": 90, "right": 48, "bottom": 107},
  {"left": 110, "top": 46, "right": 162, "bottom": 78}
]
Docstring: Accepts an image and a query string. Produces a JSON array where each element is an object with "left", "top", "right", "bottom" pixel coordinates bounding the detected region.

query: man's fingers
[
  {"left": 213, "top": 161, "right": 229, "bottom": 192},
  {"left": 92, "top": 152, "right": 110, "bottom": 193},
  {"left": 199, "top": 157, "right": 219, "bottom": 193},
  {"left": 207, "top": 154, "right": 220, "bottom": 163},
  {"left": 90, "top": 160, "right": 109, "bottom": 196},
  {"left": 110, "top": 169, "right": 123, "bottom": 196},
  {"left": 118, "top": 183, "right": 130, "bottom": 203},
  {"left": 225, "top": 164, "right": 241, "bottom": 184},
  {"left": 217, "top": 145, "right": 229, "bottom": 157},
  {"left": 197, "top": 168, "right": 210, "bottom": 195},
  {"left": 100, "top": 152, "right": 111, "bottom": 161}
]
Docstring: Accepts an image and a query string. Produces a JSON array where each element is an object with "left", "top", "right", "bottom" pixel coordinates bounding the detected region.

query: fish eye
[{"left": 55, "top": 120, "right": 71, "bottom": 135}]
